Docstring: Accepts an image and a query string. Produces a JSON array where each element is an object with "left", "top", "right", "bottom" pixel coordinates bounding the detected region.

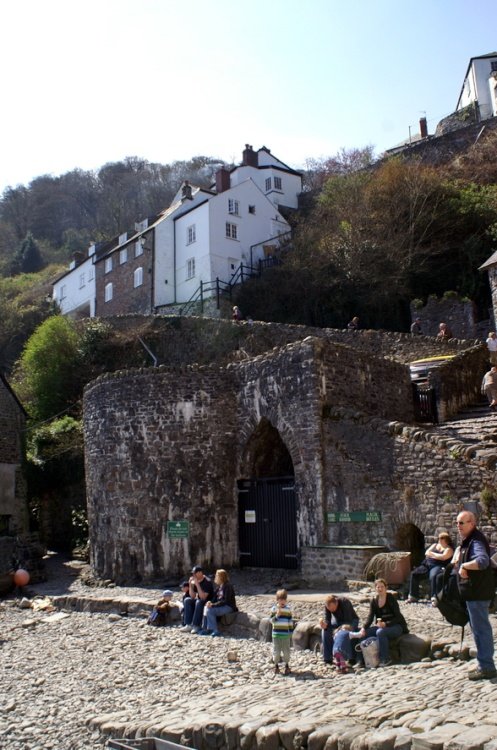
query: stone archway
[
  {"left": 395, "top": 523, "right": 425, "bottom": 567},
  {"left": 238, "top": 418, "right": 297, "bottom": 568},
  {"left": 240, "top": 417, "right": 294, "bottom": 478}
]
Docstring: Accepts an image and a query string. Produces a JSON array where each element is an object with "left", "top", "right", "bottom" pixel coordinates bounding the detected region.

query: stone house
[
  {"left": 82, "top": 319, "right": 492, "bottom": 584},
  {"left": 52, "top": 145, "right": 302, "bottom": 318},
  {"left": 0, "top": 373, "right": 28, "bottom": 536}
]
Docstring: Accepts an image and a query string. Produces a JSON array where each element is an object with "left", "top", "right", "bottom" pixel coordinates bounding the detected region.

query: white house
[
  {"left": 53, "top": 145, "right": 302, "bottom": 317},
  {"left": 456, "top": 52, "right": 497, "bottom": 121},
  {"left": 52, "top": 247, "right": 97, "bottom": 317}
]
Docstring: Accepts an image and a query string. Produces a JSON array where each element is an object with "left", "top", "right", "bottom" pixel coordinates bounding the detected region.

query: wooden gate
[{"left": 238, "top": 477, "right": 298, "bottom": 569}]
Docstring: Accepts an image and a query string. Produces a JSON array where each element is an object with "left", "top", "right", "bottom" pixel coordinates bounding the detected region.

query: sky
[{"left": 1, "top": 0, "right": 497, "bottom": 193}]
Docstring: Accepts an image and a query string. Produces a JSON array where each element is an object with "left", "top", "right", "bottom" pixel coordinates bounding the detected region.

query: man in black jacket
[
  {"left": 319, "top": 594, "right": 359, "bottom": 664},
  {"left": 456, "top": 511, "right": 496, "bottom": 681}
]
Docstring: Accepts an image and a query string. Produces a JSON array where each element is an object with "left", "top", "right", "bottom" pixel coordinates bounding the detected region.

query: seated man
[
  {"left": 319, "top": 594, "right": 359, "bottom": 665},
  {"left": 180, "top": 565, "right": 214, "bottom": 633}
]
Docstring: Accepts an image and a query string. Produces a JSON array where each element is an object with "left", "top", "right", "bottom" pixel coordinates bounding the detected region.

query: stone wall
[
  {"left": 301, "top": 545, "right": 388, "bottom": 583},
  {"left": 410, "top": 296, "right": 479, "bottom": 340},
  {"left": 321, "top": 407, "right": 497, "bottom": 550},
  {"left": 0, "top": 375, "right": 27, "bottom": 536}
]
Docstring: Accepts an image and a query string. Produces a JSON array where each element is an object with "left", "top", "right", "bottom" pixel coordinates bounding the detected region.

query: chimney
[
  {"left": 419, "top": 117, "right": 428, "bottom": 139},
  {"left": 181, "top": 181, "right": 192, "bottom": 201},
  {"left": 215, "top": 167, "right": 231, "bottom": 193},
  {"left": 242, "top": 144, "right": 258, "bottom": 167}
]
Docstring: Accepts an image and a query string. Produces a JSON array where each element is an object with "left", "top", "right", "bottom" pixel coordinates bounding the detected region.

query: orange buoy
[{"left": 14, "top": 569, "right": 30, "bottom": 587}]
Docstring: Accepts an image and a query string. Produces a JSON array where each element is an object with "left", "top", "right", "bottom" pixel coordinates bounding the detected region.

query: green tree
[
  {"left": 14, "top": 316, "right": 82, "bottom": 421},
  {"left": 12, "top": 232, "right": 45, "bottom": 274}
]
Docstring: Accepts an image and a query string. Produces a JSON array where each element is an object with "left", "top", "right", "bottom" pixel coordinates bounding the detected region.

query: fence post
[
  {"left": 200, "top": 280, "right": 204, "bottom": 313},
  {"left": 216, "top": 278, "right": 220, "bottom": 309}
]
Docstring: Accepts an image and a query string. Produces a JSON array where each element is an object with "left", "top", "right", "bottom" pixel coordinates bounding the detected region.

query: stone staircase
[{"left": 435, "top": 400, "right": 497, "bottom": 463}]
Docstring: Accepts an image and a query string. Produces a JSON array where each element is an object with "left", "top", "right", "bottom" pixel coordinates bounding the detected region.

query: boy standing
[{"left": 270, "top": 589, "right": 294, "bottom": 675}]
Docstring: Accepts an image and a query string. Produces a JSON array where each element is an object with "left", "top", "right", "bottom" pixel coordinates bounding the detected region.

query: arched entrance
[
  {"left": 395, "top": 523, "right": 425, "bottom": 567},
  {"left": 238, "top": 418, "right": 297, "bottom": 569}
]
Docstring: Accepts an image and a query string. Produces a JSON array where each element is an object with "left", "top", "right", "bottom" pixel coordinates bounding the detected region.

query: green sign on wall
[
  {"left": 327, "top": 511, "right": 382, "bottom": 523},
  {"left": 166, "top": 520, "right": 190, "bottom": 538}
]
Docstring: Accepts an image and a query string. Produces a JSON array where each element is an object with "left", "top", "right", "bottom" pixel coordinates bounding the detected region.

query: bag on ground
[{"left": 355, "top": 637, "right": 380, "bottom": 669}]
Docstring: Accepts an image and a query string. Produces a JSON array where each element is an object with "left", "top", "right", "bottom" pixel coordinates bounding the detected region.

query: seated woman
[
  {"left": 407, "top": 532, "right": 454, "bottom": 605},
  {"left": 358, "top": 578, "right": 409, "bottom": 667},
  {"left": 198, "top": 569, "right": 237, "bottom": 637}
]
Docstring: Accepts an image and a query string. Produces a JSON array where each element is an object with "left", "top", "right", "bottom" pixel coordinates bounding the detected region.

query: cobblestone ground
[{"left": 1, "top": 556, "right": 497, "bottom": 750}]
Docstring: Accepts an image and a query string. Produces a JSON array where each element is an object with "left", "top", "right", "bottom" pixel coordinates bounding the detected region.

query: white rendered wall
[
  {"left": 229, "top": 163, "right": 301, "bottom": 209},
  {"left": 52, "top": 256, "right": 95, "bottom": 317},
  {"left": 458, "top": 57, "right": 497, "bottom": 120},
  {"left": 174, "top": 201, "right": 211, "bottom": 303},
  {"left": 207, "top": 179, "right": 290, "bottom": 282}
]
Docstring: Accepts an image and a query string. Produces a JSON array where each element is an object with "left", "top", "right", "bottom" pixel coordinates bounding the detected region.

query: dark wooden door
[{"left": 238, "top": 477, "right": 298, "bottom": 568}]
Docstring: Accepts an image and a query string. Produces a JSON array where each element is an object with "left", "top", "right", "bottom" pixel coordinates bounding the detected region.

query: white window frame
[
  {"left": 79, "top": 273, "right": 85, "bottom": 289},
  {"left": 88, "top": 265, "right": 94, "bottom": 281},
  {"left": 187, "top": 258, "right": 195, "bottom": 279},
  {"left": 187, "top": 224, "right": 196, "bottom": 245},
  {"left": 265, "top": 177, "right": 271, "bottom": 192},
  {"left": 104, "top": 282, "right": 113, "bottom": 302},
  {"left": 274, "top": 176, "right": 282, "bottom": 190},
  {"left": 59, "top": 285, "right": 66, "bottom": 301},
  {"left": 135, "top": 240, "right": 144, "bottom": 258},
  {"left": 228, "top": 199, "right": 239, "bottom": 215},
  {"left": 134, "top": 266, "right": 143, "bottom": 288},
  {"left": 104, "top": 257, "right": 113, "bottom": 274},
  {"left": 120, "top": 247, "right": 128, "bottom": 265},
  {"left": 226, "top": 222, "right": 238, "bottom": 240}
]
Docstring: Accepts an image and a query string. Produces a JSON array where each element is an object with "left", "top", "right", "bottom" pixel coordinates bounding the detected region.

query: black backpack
[{"left": 436, "top": 565, "right": 468, "bottom": 628}]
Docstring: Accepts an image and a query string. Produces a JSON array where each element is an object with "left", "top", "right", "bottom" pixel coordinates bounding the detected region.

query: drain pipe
[{"left": 138, "top": 337, "right": 158, "bottom": 367}]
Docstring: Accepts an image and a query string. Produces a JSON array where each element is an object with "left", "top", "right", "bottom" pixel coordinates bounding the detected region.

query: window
[
  {"left": 104, "top": 282, "right": 113, "bottom": 302},
  {"left": 187, "top": 224, "right": 196, "bottom": 245},
  {"left": 88, "top": 265, "right": 94, "bottom": 281},
  {"left": 104, "top": 257, "right": 113, "bottom": 274},
  {"left": 226, "top": 222, "right": 238, "bottom": 240},
  {"left": 228, "top": 199, "right": 239, "bottom": 215},
  {"left": 59, "top": 285, "right": 66, "bottom": 301},
  {"left": 491, "top": 61, "right": 497, "bottom": 72},
  {"left": 187, "top": 258, "right": 195, "bottom": 279},
  {"left": 248, "top": 205, "right": 256, "bottom": 214},
  {"left": 274, "top": 176, "right": 282, "bottom": 190},
  {"left": 79, "top": 273, "right": 85, "bottom": 289},
  {"left": 120, "top": 247, "right": 128, "bottom": 265},
  {"left": 135, "top": 240, "right": 144, "bottom": 257},
  {"left": 134, "top": 267, "right": 143, "bottom": 288},
  {"left": 265, "top": 177, "right": 271, "bottom": 192}
]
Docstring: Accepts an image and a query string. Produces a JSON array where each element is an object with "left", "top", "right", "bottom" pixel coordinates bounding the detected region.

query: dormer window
[
  {"left": 228, "top": 199, "right": 239, "bottom": 215},
  {"left": 120, "top": 247, "right": 128, "bottom": 264}
]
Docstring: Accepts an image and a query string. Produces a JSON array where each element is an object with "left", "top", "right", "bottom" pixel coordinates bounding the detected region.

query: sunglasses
[{"left": 456, "top": 520, "right": 469, "bottom": 525}]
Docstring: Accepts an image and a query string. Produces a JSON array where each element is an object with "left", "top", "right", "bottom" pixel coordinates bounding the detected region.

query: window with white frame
[
  {"left": 88, "top": 265, "right": 94, "bottom": 281},
  {"left": 248, "top": 204, "right": 256, "bottom": 214},
  {"left": 135, "top": 240, "right": 144, "bottom": 257},
  {"left": 187, "top": 258, "right": 195, "bottom": 279},
  {"left": 187, "top": 224, "right": 196, "bottom": 245},
  {"left": 274, "top": 176, "right": 282, "bottom": 190},
  {"left": 79, "top": 273, "right": 85, "bottom": 288},
  {"left": 134, "top": 267, "right": 143, "bottom": 288},
  {"left": 265, "top": 177, "right": 271, "bottom": 192},
  {"left": 59, "top": 284, "right": 67, "bottom": 301},
  {"left": 226, "top": 222, "right": 238, "bottom": 240},
  {"left": 228, "top": 199, "right": 239, "bottom": 215},
  {"left": 104, "top": 282, "right": 113, "bottom": 302},
  {"left": 104, "top": 257, "right": 113, "bottom": 274},
  {"left": 120, "top": 247, "right": 128, "bottom": 264}
]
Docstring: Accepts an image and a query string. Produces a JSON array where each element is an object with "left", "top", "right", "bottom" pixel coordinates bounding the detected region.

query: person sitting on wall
[
  {"left": 198, "top": 569, "right": 238, "bottom": 637},
  {"left": 358, "top": 578, "right": 409, "bottom": 667},
  {"left": 179, "top": 580, "right": 190, "bottom": 625},
  {"left": 486, "top": 331, "right": 497, "bottom": 365},
  {"left": 410, "top": 318, "right": 422, "bottom": 335},
  {"left": 406, "top": 531, "right": 454, "bottom": 605},
  {"left": 319, "top": 594, "right": 360, "bottom": 666},
  {"left": 180, "top": 565, "right": 215, "bottom": 633},
  {"left": 147, "top": 590, "right": 176, "bottom": 626},
  {"left": 436, "top": 322, "right": 453, "bottom": 340},
  {"left": 232, "top": 305, "right": 242, "bottom": 322}
]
